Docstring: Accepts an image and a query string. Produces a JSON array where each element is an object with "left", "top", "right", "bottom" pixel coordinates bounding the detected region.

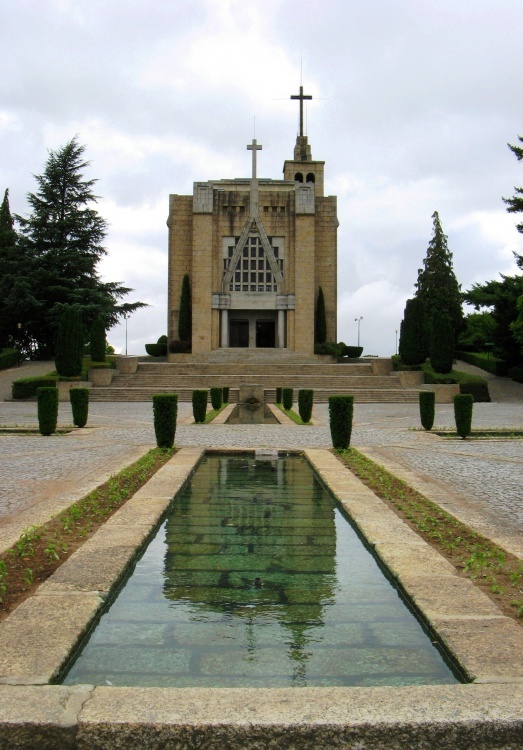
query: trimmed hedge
[
  {"left": 422, "top": 363, "right": 490, "bottom": 403},
  {"left": 328, "top": 395, "right": 354, "bottom": 449},
  {"left": 282, "top": 388, "right": 293, "bottom": 410},
  {"left": 343, "top": 346, "right": 363, "bottom": 358},
  {"left": 153, "top": 393, "right": 178, "bottom": 448},
  {"left": 454, "top": 393, "right": 473, "bottom": 439},
  {"left": 70, "top": 388, "right": 89, "bottom": 428},
  {"left": 456, "top": 351, "right": 508, "bottom": 377},
  {"left": 210, "top": 387, "right": 222, "bottom": 411},
  {"left": 419, "top": 391, "right": 435, "bottom": 431},
  {"left": 168, "top": 339, "right": 191, "bottom": 353},
  {"left": 0, "top": 348, "right": 19, "bottom": 370},
  {"left": 459, "top": 381, "right": 490, "bottom": 403},
  {"left": 192, "top": 389, "right": 208, "bottom": 423},
  {"left": 222, "top": 387, "right": 229, "bottom": 404},
  {"left": 13, "top": 376, "right": 57, "bottom": 399},
  {"left": 508, "top": 365, "right": 523, "bottom": 384},
  {"left": 37, "top": 387, "right": 58, "bottom": 436},
  {"left": 298, "top": 389, "right": 314, "bottom": 423},
  {"left": 145, "top": 343, "right": 167, "bottom": 357},
  {"left": 276, "top": 387, "right": 282, "bottom": 404}
]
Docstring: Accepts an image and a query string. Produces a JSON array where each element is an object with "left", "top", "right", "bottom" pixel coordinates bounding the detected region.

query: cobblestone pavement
[{"left": 1, "top": 390, "right": 522, "bottom": 560}]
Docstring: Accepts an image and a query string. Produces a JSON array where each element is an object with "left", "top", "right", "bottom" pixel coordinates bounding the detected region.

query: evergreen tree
[
  {"left": 14, "top": 138, "right": 146, "bottom": 357},
  {"left": 415, "top": 212, "right": 462, "bottom": 348},
  {"left": 398, "top": 297, "right": 426, "bottom": 365},
  {"left": 89, "top": 315, "right": 106, "bottom": 362},
  {"left": 430, "top": 312, "right": 454, "bottom": 374},
  {"left": 55, "top": 306, "right": 84, "bottom": 377},
  {"left": 503, "top": 135, "right": 523, "bottom": 234},
  {"left": 178, "top": 274, "right": 192, "bottom": 343},
  {"left": 315, "top": 286, "right": 327, "bottom": 344}
]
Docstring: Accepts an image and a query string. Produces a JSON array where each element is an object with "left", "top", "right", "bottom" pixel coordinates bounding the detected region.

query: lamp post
[
  {"left": 354, "top": 317, "right": 363, "bottom": 347},
  {"left": 124, "top": 314, "right": 129, "bottom": 356},
  {"left": 395, "top": 329, "right": 398, "bottom": 355}
]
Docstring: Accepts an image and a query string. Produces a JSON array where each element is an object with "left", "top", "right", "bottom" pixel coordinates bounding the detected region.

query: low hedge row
[
  {"left": 422, "top": 363, "right": 490, "bottom": 403},
  {"left": 0, "top": 348, "right": 19, "bottom": 370},
  {"left": 508, "top": 365, "right": 523, "bottom": 384},
  {"left": 455, "top": 351, "right": 508, "bottom": 377},
  {"left": 13, "top": 376, "right": 58, "bottom": 399}
]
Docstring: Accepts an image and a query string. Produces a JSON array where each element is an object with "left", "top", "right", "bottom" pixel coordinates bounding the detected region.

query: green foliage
[
  {"left": 282, "top": 387, "right": 293, "bottom": 410},
  {"left": 192, "top": 389, "right": 208, "bottom": 423},
  {"left": 399, "top": 297, "right": 426, "bottom": 365},
  {"left": 0, "top": 348, "right": 19, "bottom": 369},
  {"left": 12, "top": 375, "right": 57, "bottom": 399},
  {"left": 328, "top": 395, "right": 354, "bottom": 449},
  {"left": 458, "top": 312, "right": 496, "bottom": 352},
  {"left": 89, "top": 316, "right": 106, "bottom": 363},
  {"left": 454, "top": 393, "right": 474, "bottom": 439},
  {"left": 419, "top": 391, "right": 435, "bottom": 431},
  {"left": 459, "top": 381, "right": 491, "bottom": 403},
  {"left": 222, "top": 387, "right": 229, "bottom": 403},
  {"left": 465, "top": 264, "right": 523, "bottom": 367},
  {"left": 0, "top": 188, "right": 22, "bottom": 351},
  {"left": 415, "top": 211, "right": 462, "bottom": 348},
  {"left": 421, "top": 363, "right": 490, "bottom": 402},
  {"left": 298, "top": 389, "right": 314, "bottom": 423},
  {"left": 456, "top": 351, "right": 508, "bottom": 377},
  {"left": 430, "top": 313, "right": 454, "bottom": 374},
  {"left": 37, "top": 387, "right": 58, "bottom": 436},
  {"left": 157, "top": 335, "right": 168, "bottom": 344},
  {"left": 315, "top": 342, "right": 344, "bottom": 356},
  {"left": 343, "top": 345, "right": 363, "bottom": 358},
  {"left": 12, "top": 138, "right": 146, "bottom": 359},
  {"left": 503, "top": 135, "right": 523, "bottom": 234},
  {"left": 315, "top": 286, "right": 327, "bottom": 344},
  {"left": 70, "top": 388, "right": 89, "bottom": 428},
  {"left": 276, "top": 387, "right": 282, "bottom": 404},
  {"left": 153, "top": 393, "right": 178, "bottom": 448},
  {"left": 210, "top": 387, "right": 222, "bottom": 411},
  {"left": 178, "top": 274, "right": 192, "bottom": 344},
  {"left": 145, "top": 343, "right": 167, "bottom": 356},
  {"left": 168, "top": 339, "right": 191, "bottom": 353},
  {"left": 508, "top": 365, "right": 523, "bottom": 383},
  {"left": 55, "top": 306, "right": 84, "bottom": 377}
]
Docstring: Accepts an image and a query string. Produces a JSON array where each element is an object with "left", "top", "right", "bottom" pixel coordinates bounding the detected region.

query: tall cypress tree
[
  {"left": 55, "top": 306, "right": 84, "bottom": 377},
  {"left": 315, "top": 286, "right": 327, "bottom": 344},
  {"left": 178, "top": 274, "right": 192, "bottom": 343},
  {"left": 0, "top": 189, "right": 31, "bottom": 350},
  {"left": 89, "top": 315, "right": 106, "bottom": 362},
  {"left": 399, "top": 297, "right": 426, "bottom": 365}
]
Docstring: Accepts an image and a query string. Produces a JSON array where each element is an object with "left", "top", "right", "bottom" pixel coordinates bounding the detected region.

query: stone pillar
[
  {"left": 221, "top": 308, "right": 229, "bottom": 348},
  {"left": 278, "top": 310, "right": 285, "bottom": 348}
]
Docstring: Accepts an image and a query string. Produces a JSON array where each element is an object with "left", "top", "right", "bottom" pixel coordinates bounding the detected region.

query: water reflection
[{"left": 226, "top": 403, "right": 279, "bottom": 424}]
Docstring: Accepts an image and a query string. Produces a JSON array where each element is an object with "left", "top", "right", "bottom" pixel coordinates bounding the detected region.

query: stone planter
[
  {"left": 115, "top": 356, "right": 139, "bottom": 374},
  {"left": 370, "top": 358, "right": 392, "bottom": 376},
  {"left": 420, "top": 383, "right": 460, "bottom": 403},
  {"left": 398, "top": 370, "right": 424, "bottom": 387},
  {"left": 88, "top": 368, "right": 115, "bottom": 387},
  {"left": 57, "top": 381, "right": 91, "bottom": 402}
]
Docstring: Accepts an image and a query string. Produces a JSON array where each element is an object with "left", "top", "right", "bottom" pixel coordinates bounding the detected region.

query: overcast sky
[{"left": 2, "top": 0, "right": 523, "bottom": 356}]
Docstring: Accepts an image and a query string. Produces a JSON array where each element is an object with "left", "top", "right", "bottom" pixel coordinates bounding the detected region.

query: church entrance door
[
  {"left": 229, "top": 320, "right": 249, "bottom": 347},
  {"left": 256, "top": 320, "right": 276, "bottom": 348}
]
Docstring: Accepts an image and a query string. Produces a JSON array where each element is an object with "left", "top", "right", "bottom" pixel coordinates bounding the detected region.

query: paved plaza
[{"left": 0, "top": 360, "right": 522, "bottom": 560}]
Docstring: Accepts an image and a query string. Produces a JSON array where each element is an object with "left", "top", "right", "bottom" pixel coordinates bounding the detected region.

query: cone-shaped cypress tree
[
  {"left": 55, "top": 306, "right": 84, "bottom": 377},
  {"left": 89, "top": 316, "right": 106, "bottom": 362},
  {"left": 430, "top": 312, "right": 454, "bottom": 374},
  {"left": 178, "top": 274, "right": 192, "bottom": 343},
  {"left": 315, "top": 286, "right": 327, "bottom": 344},
  {"left": 399, "top": 298, "right": 426, "bottom": 365}
]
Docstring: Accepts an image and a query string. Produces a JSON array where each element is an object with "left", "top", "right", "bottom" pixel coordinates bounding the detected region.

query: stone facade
[{"left": 167, "top": 133, "right": 338, "bottom": 357}]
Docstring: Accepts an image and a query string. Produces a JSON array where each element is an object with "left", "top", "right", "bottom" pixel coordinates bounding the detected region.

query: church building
[{"left": 167, "top": 88, "right": 338, "bottom": 357}]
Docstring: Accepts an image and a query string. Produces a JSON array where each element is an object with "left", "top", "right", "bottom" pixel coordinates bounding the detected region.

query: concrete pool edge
[{"left": 0, "top": 447, "right": 522, "bottom": 748}]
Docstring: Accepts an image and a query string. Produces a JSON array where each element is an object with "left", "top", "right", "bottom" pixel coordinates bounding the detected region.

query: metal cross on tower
[
  {"left": 291, "top": 85, "right": 312, "bottom": 137},
  {"left": 247, "top": 139, "right": 262, "bottom": 179}
]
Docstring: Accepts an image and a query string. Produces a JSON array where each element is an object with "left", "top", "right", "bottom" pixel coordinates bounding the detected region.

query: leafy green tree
[
  {"left": 14, "top": 138, "right": 146, "bottom": 357},
  {"left": 415, "top": 211, "right": 462, "bottom": 348},
  {"left": 458, "top": 312, "right": 496, "bottom": 352},
  {"left": 399, "top": 297, "right": 426, "bottom": 365},
  {"left": 178, "top": 274, "right": 192, "bottom": 343},
  {"left": 430, "top": 312, "right": 454, "bottom": 373},
  {"left": 315, "top": 286, "right": 327, "bottom": 344},
  {"left": 55, "top": 306, "right": 84, "bottom": 377},
  {"left": 503, "top": 135, "right": 523, "bottom": 233}
]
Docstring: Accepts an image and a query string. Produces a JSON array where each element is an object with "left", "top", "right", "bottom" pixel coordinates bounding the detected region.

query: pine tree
[
  {"left": 178, "top": 274, "right": 192, "bottom": 343},
  {"left": 399, "top": 297, "right": 426, "bottom": 365},
  {"left": 315, "top": 286, "right": 327, "bottom": 344},
  {"left": 15, "top": 138, "right": 146, "bottom": 357},
  {"left": 503, "top": 136, "right": 523, "bottom": 234}
]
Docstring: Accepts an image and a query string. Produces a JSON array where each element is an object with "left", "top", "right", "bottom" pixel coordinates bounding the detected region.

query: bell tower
[{"left": 283, "top": 85, "right": 325, "bottom": 197}]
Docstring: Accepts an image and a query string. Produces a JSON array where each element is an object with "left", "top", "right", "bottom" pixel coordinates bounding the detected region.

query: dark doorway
[
  {"left": 230, "top": 320, "right": 249, "bottom": 347},
  {"left": 256, "top": 320, "right": 276, "bottom": 348}
]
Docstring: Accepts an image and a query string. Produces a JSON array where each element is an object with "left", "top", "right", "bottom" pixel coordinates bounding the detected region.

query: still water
[
  {"left": 62, "top": 454, "right": 459, "bottom": 688},
  {"left": 226, "top": 403, "right": 279, "bottom": 424}
]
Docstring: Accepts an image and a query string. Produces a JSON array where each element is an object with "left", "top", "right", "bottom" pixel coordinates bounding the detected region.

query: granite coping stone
[
  {"left": 398, "top": 574, "right": 505, "bottom": 620},
  {"left": 374, "top": 541, "right": 459, "bottom": 578}
]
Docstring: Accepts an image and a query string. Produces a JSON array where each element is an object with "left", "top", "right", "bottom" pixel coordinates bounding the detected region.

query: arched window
[
  {"left": 294, "top": 172, "right": 303, "bottom": 182},
  {"left": 306, "top": 172, "right": 315, "bottom": 183}
]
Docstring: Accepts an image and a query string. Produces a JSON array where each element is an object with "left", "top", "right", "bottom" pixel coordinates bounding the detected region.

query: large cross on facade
[
  {"left": 247, "top": 138, "right": 262, "bottom": 179},
  {"left": 291, "top": 85, "right": 312, "bottom": 137}
]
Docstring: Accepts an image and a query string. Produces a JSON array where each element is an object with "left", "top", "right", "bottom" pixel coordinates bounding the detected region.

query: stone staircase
[{"left": 89, "top": 358, "right": 421, "bottom": 403}]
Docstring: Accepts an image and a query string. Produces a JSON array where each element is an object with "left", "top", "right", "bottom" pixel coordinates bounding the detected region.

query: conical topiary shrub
[
  {"left": 453, "top": 393, "right": 473, "bottom": 439},
  {"left": 70, "top": 388, "right": 89, "bottom": 428},
  {"left": 153, "top": 393, "right": 178, "bottom": 448},
  {"left": 419, "top": 391, "right": 435, "bottom": 431},
  {"left": 37, "top": 387, "right": 59, "bottom": 436},
  {"left": 328, "top": 395, "right": 354, "bottom": 449}
]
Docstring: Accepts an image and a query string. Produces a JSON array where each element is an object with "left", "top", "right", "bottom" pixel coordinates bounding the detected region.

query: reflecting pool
[
  {"left": 226, "top": 403, "right": 279, "bottom": 424},
  {"left": 62, "top": 454, "right": 460, "bottom": 688}
]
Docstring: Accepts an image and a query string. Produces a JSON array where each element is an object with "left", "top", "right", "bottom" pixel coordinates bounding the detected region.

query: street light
[
  {"left": 395, "top": 329, "right": 398, "bottom": 355},
  {"left": 354, "top": 317, "right": 363, "bottom": 347},
  {"left": 124, "top": 314, "right": 129, "bottom": 356}
]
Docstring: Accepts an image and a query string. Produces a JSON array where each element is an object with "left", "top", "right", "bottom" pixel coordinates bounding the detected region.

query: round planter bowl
[
  {"left": 115, "top": 356, "right": 139, "bottom": 374},
  {"left": 88, "top": 368, "right": 114, "bottom": 386}
]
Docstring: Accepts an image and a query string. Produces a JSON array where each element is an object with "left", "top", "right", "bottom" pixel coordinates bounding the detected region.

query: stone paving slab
[{"left": 374, "top": 541, "right": 458, "bottom": 578}]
